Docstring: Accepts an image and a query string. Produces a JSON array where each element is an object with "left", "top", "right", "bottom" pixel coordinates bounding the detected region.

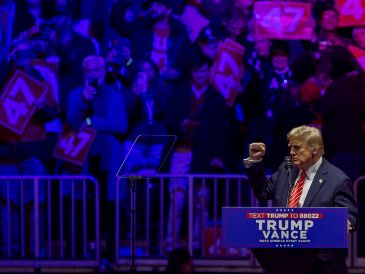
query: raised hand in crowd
[{"left": 82, "top": 85, "right": 98, "bottom": 101}]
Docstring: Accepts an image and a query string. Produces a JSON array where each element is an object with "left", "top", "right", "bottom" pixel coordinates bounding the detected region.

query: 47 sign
[
  {"left": 0, "top": 70, "right": 48, "bottom": 134},
  {"left": 254, "top": 1, "right": 313, "bottom": 40},
  {"left": 53, "top": 124, "right": 96, "bottom": 166},
  {"left": 336, "top": 0, "right": 365, "bottom": 27}
]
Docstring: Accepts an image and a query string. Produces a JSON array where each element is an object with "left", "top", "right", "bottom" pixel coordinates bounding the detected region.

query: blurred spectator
[
  {"left": 165, "top": 247, "right": 193, "bottom": 274},
  {"left": 165, "top": 52, "right": 230, "bottom": 251},
  {"left": 196, "top": 0, "right": 234, "bottom": 19},
  {"left": 28, "top": 30, "right": 62, "bottom": 174},
  {"left": 352, "top": 27, "right": 365, "bottom": 50},
  {"left": 196, "top": 25, "right": 246, "bottom": 172},
  {"left": 260, "top": 41, "right": 293, "bottom": 169},
  {"left": 49, "top": 13, "right": 97, "bottom": 113},
  {"left": 196, "top": 25, "right": 223, "bottom": 61},
  {"left": 0, "top": 40, "right": 60, "bottom": 256},
  {"left": 234, "top": 0, "right": 254, "bottom": 17},
  {"left": 126, "top": 59, "right": 172, "bottom": 149},
  {"left": 210, "top": 7, "right": 249, "bottom": 47},
  {"left": 0, "top": 41, "right": 59, "bottom": 176},
  {"left": 291, "top": 52, "right": 323, "bottom": 127},
  {"left": 0, "top": 0, "right": 42, "bottom": 61},
  {"left": 66, "top": 55, "right": 128, "bottom": 261},
  {"left": 245, "top": 41, "right": 316, "bottom": 170},
  {"left": 105, "top": 36, "right": 136, "bottom": 89},
  {"left": 111, "top": 0, "right": 192, "bottom": 82},
  {"left": 118, "top": 59, "right": 174, "bottom": 242},
  {"left": 320, "top": 46, "right": 365, "bottom": 180},
  {"left": 315, "top": 7, "right": 352, "bottom": 52},
  {"left": 246, "top": 37, "right": 272, "bottom": 79}
]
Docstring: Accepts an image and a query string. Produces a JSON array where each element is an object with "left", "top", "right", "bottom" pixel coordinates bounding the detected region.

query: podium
[
  {"left": 251, "top": 248, "right": 318, "bottom": 274},
  {"left": 222, "top": 207, "right": 348, "bottom": 274}
]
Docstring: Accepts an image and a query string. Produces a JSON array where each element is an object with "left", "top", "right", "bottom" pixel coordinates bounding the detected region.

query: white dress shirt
[{"left": 297, "top": 157, "right": 323, "bottom": 207}]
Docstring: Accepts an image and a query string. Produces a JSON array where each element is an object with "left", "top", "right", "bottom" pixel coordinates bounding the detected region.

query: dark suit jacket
[
  {"left": 247, "top": 158, "right": 359, "bottom": 273},
  {"left": 247, "top": 158, "right": 358, "bottom": 230}
]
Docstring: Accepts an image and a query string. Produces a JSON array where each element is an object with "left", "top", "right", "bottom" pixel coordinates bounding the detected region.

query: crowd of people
[{"left": 1, "top": 0, "right": 365, "bottom": 267}]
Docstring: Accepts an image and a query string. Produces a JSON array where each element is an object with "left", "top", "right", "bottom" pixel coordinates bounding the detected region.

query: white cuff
[{"left": 243, "top": 157, "right": 262, "bottom": 168}]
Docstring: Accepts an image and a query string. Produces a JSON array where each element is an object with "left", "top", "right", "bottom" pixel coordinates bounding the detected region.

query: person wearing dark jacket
[
  {"left": 244, "top": 125, "right": 358, "bottom": 274},
  {"left": 165, "top": 52, "right": 230, "bottom": 251},
  {"left": 111, "top": 0, "right": 191, "bottom": 82}
]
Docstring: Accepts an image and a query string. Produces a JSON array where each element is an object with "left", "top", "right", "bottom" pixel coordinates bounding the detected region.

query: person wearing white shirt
[{"left": 244, "top": 125, "right": 358, "bottom": 274}]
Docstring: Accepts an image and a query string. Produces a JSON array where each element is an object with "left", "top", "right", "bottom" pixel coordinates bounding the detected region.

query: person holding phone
[{"left": 66, "top": 55, "right": 128, "bottom": 263}]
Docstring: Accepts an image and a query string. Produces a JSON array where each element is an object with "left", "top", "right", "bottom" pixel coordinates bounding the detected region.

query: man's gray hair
[
  {"left": 287, "top": 125, "right": 324, "bottom": 155},
  {"left": 82, "top": 55, "right": 105, "bottom": 69}
]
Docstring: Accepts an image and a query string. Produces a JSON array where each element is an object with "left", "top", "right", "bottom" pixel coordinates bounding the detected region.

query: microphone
[
  {"left": 284, "top": 156, "right": 293, "bottom": 171},
  {"left": 284, "top": 156, "right": 293, "bottom": 207}
]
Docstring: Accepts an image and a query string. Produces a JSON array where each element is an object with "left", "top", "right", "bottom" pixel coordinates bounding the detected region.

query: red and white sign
[
  {"left": 254, "top": 1, "right": 313, "bottom": 40},
  {"left": 336, "top": 0, "right": 365, "bottom": 27},
  {"left": 53, "top": 124, "right": 97, "bottom": 166},
  {"left": 348, "top": 45, "right": 365, "bottom": 72},
  {"left": 211, "top": 38, "right": 244, "bottom": 107},
  {"left": 180, "top": 5, "right": 209, "bottom": 42},
  {"left": 0, "top": 70, "right": 48, "bottom": 135}
]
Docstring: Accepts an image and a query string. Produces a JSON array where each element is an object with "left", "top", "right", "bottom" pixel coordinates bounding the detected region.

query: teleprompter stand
[{"left": 116, "top": 134, "right": 176, "bottom": 272}]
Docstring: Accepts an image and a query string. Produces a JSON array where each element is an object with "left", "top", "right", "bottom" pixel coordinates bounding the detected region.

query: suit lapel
[{"left": 303, "top": 159, "right": 328, "bottom": 207}]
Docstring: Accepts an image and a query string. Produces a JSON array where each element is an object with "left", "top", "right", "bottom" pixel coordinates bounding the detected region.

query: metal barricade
[
  {"left": 353, "top": 176, "right": 365, "bottom": 267},
  {"left": 115, "top": 174, "right": 256, "bottom": 271},
  {"left": 0, "top": 176, "right": 100, "bottom": 270}
]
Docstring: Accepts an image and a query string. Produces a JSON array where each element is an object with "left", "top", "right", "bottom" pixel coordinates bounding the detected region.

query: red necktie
[{"left": 288, "top": 170, "right": 306, "bottom": 208}]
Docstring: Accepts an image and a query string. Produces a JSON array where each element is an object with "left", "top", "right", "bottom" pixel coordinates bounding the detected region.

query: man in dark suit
[{"left": 244, "top": 125, "right": 358, "bottom": 274}]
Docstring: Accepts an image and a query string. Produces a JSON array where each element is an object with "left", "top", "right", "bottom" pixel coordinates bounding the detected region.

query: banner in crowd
[
  {"left": 222, "top": 207, "right": 348, "bottom": 248},
  {"left": 254, "top": 1, "right": 313, "bottom": 40},
  {"left": 0, "top": 70, "right": 48, "bottom": 135},
  {"left": 336, "top": 0, "right": 365, "bottom": 27},
  {"left": 211, "top": 38, "right": 244, "bottom": 107},
  {"left": 53, "top": 124, "right": 96, "bottom": 166},
  {"left": 348, "top": 45, "right": 365, "bottom": 72}
]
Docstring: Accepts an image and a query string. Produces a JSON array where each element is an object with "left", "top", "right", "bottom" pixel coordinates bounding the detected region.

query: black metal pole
[{"left": 129, "top": 176, "right": 142, "bottom": 273}]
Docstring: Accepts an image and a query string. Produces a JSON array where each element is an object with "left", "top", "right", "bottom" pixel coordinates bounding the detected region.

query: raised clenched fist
[{"left": 249, "top": 142, "right": 266, "bottom": 161}]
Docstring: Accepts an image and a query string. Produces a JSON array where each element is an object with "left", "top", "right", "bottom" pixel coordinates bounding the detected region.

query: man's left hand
[{"left": 348, "top": 220, "right": 353, "bottom": 233}]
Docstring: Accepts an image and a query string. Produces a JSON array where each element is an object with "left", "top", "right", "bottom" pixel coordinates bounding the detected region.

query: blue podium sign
[{"left": 222, "top": 207, "right": 348, "bottom": 248}]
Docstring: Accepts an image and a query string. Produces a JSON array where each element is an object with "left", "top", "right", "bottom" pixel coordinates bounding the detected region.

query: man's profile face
[{"left": 288, "top": 137, "right": 314, "bottom": 170}]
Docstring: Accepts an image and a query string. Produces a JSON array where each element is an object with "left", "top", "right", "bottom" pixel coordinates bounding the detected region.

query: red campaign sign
[
  {"left": 211, "top": 38, "right": 244, "bottom": 107},
  {"left": 53, "top": 124, "right": 97, "bottom": 166},
  {"left": 348, "top": 45, "right": 365, "bottom": 72},
  {"left": 336, "top": 0, "right": 365, "bottom": 27},
  {"left": 0, "top": 70, "right": 48, "bottom": 135},
  {"left": 254, "top": 1, "right": 313, "bottom": 40}
]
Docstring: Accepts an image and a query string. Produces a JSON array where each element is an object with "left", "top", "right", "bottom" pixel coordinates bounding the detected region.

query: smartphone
[{"left": 88, "top": 78, "right": 99, "bottom": 95}]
